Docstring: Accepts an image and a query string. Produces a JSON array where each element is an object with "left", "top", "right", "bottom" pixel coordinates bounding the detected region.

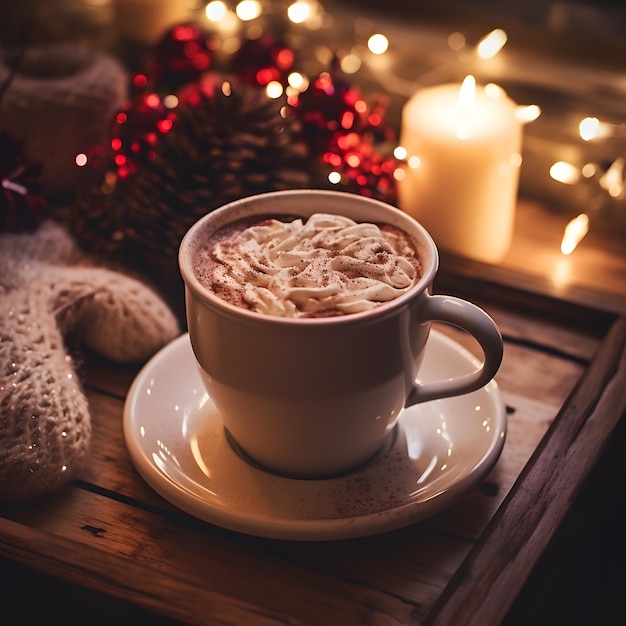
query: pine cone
[{"left": 72, "top": 75, "right": 311, "bottom": 288}]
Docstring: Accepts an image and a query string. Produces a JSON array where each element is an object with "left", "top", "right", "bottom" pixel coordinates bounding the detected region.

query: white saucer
[{"left": 123, "top": 331, "right": 506, "bottom": 541}]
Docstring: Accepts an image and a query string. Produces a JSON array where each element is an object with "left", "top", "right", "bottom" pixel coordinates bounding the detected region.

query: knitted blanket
[{"left": 0, "top": 221, "right": 180, "bottom": 500}]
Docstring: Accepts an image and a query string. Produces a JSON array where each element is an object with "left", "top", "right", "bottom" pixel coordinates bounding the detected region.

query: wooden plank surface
[
  {"left": 0, "top": 303, "right": 597, "bottom": 624},
  {"left": 0, "top": 185, "right": 617, "bottom": 624},
  {"left": 423, "top": 316, "right": 626, "bottom": 626},
  {"left": 0, "top": 201, "right": 616, "bottom": 624}
]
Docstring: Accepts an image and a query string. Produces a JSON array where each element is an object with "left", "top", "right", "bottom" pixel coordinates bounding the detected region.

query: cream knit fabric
[{"left": 0, "top": 221, "right": 180, "bottom": 500}]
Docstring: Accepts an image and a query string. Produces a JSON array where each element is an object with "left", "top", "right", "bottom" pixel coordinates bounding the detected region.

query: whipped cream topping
[{"left": 202, "top": 213, "right": 422, "bottom": 317}]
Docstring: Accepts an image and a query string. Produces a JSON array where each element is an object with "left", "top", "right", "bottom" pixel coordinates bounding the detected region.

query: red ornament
[
  {"left": 292, "top": 70, "right": 363, "bottom": 152},
  {"left": 320, "top": 131, "right": 399, "bottom": 203},
  {"left": 290, "top": 65, "right": 400, "bottom": 202},
  {"left": 361, "top": 95, "right": 396, "bottom": 145},
  {"left": 95, "top": 28, "right": 400, "bottom": 210},
  {"left": 110, "top": 93, "right": 176, "bottom": 178},
  {"left": 143, "top": 23, "right": 215, "bottom": 93},
  {"left": 175, "top": 72, "right": 219, "bottom": 106},
  {"left": 230, "top": 33, "right": 295, "bottom": 87}
]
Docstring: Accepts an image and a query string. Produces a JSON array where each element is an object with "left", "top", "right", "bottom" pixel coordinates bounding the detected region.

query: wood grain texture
[
  {"left": 0, "top": 517, "right": 298, "bottom": 626},
  {"left": 0, "top": 317, "right": 593, "bottom": 625},
  {"left": 423, "top": 316, "right": 626, "bottom": 626},
  {"left": 0, "top": 199, "right": 622, "bottom": 624}
]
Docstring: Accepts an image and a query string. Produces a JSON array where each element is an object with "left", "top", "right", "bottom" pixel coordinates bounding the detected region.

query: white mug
[{"left": 179, "top": 189, "right": 503, "bottom": 478}]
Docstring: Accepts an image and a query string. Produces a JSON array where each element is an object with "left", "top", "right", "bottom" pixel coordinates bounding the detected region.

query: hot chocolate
[
  {"left": 193, "top": 213, "right": 423, "bottom": 318},
  {"left": 179, "top": 189, "right": 504, "bottom": 478}
]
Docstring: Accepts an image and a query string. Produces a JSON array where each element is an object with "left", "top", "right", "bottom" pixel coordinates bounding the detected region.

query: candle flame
[
  {"left": 456, "top": 76, "right": 476, "bottom": 140},
  {"left": 476, "top": 29, "right": 508, "bottom": 59},
  {"left": 560, "top": 214, "right": 589, "bottom": 255},
  {"left": 457, "top": 75, "right": 475, "bottom": 114}
]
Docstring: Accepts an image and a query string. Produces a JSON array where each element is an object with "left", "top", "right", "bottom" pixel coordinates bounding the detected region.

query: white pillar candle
[
  {"left": 114, "top": 0, "right": 191, "bottom": 44},
  {"left": 398, "top": 76, "right": 523, "bottom": 263}
]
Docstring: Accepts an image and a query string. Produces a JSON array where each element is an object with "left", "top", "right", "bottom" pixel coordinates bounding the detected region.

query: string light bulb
[
  {"left": 550, "top": 161, "right": 580, "bottom": 185},
  {"left": 476, "top": 29, "right": 508, "bottom": 59},
  {"left": 287, "top": 1, "right": 315, "bottom": 24},
  {"left": 579, "top": 116, "right": 613, "bottom": 141},
  {"left": 599, "top": 157, "right": 624, "bottom": 198},
  {"left": 235, "top": 0, "right": 262, "bottom": 21},
  {"left": 205, "top": 1, "right": 227, "bottom": 21},
  {"left": 560, "top": 214, "right": 589, "bottom": 255},
  {"left": 516, "top": 104, "right": 541, "bottom": 123},
  {"left": 367, "top": 34, "right": 389, "bottom": 55}
]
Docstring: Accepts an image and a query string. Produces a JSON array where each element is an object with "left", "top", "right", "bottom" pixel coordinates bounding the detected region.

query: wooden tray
[{"left": 2, "top": 265, "right": 624, "bottom": 625}]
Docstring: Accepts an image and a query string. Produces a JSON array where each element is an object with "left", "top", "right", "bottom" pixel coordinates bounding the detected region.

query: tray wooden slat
[
  {"left": 424, "top": 316, "right": 626, "bottom": 625},
  {"left": 0, "top": 312, "right": 600, "bottom": 624}
]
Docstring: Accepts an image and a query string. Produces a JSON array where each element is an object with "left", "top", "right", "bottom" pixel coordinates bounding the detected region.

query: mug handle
[{"left": 406, "top": 294, "right": 504, "bottom": 406}]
